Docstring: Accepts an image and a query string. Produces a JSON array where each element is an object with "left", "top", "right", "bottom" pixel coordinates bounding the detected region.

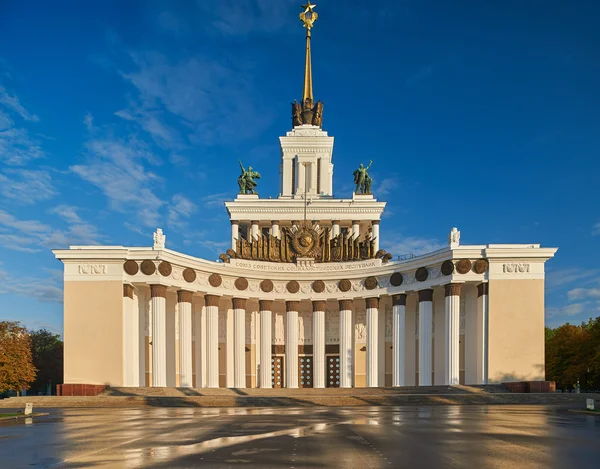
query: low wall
[
  {"left": 502, "top": 381, "right": 556, "bottom": 393},
  {"left": 57, "top": 384, "right": 107, "bottom": 396}
]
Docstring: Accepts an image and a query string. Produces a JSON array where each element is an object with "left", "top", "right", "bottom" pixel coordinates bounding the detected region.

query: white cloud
[
  {"left": 545, "top": 268, "right": 600, "bottom": 290},
  {"left": 376, "top": 177, "right": 398, "bottom": 197},
  {"left": 167, "top": 194, "right": 196, "bottom": 230},
  {"left": 0, "top": 127, "right": 45, "bottom": 165},
  {"left": 562, "top": 303, "right": 585, "bottom": 316},
  {"left": 567, "top": 288, "right": 600, "bottom": 300},
  {"left": 202, "top": 192, "right": 229, "bottom": 209},
  {"left": 0, "top": 84, "right": 39, "bottom": 122},
  {"left": 49, "top": 205, "right": 83, "bottom": 224},
  {"left": 0, "top": 169, "right": 56, "bottom": 203},
  {"left": 0, "top": 270, "right": 62, "bottom": 304},
  {"left": 83, "top": 112, "right": 94, "bottom": 131},
  {"left": 386, "top": 236, "right": 445, "bottom": 256}
]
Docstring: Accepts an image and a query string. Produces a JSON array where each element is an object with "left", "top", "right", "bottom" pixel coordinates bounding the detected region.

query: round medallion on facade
[
  {"left": 456, "top": 259, "right": 472, "bottom": 274},
  {"left": 140, "top": 260, "right": 156, "bottom": 275},
  {"left": 182, "top": 268, "right": 196, "bottom": 283},
  {"left": 123, "top": 260, "right": 139, "bottom": 275},
  {"left": 287, "top": 280, "right": 300, "bottom": 294},
  {"left": 338, "top": 279, "right": 352, "bottom": 292},
  {"left": 364, "top": 276, "right": 378, "bottom": 290},
  {"left": 312, "top": 280, "right": 325, "bottom": 293},
  {"left": 260, "top": 279, "right": 274, "bottom": 293},
  {"left": 472, "top": 259, "right": 489, "bottom": 274},
  {"left": 415, "top": 267, "right": 429, "bottom": 282},
  {"left": 235, "top": 277, "right": 248, "bottom": 291},
  {"left": 441, "top": 260, "right": 454, "bottom": 276},
  {"left": 158, "top": 261, "right": 172, "bottom": 277},
  {"left": 390, "top": 272, "right": 403, "bottom": 287},
  {"left": 208, "top": 273, "right": 222, "bottom": 288}
]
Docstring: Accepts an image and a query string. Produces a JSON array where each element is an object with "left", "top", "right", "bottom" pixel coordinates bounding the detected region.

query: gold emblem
[{"left": 300, "top": 2, "right": 318, "bottom": 30}]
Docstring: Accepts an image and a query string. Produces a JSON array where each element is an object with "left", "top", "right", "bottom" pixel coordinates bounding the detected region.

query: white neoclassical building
[{"left": 54, "top": 4, "right": 556, "bottom": 394}]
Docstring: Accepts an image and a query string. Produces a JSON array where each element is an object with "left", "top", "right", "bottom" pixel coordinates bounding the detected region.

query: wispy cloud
[
  {"left": 387, "top": 236, "right": 445, "bottom": 256},
  {"left": 202, "top": 192, "right": 229, "bottom": 209},
  {"left": 0, "top": 269, "right": 62, "bottom": 304},
  {"left": 546, "top": 267, "right": 600, "bottom": 290},
  {"left": 567, "top": 287, "right": 600, "bottom": 301},
  {"left": 167, "top": 194, "right": 196, "bottom": 230},
  {"left": 0, "top": 84, "right": 39, "bottom": 122},
  {"left": 0, "top": 169, "right": 56, "bottom": 203},
  {"left": 593, "top": 222, "right": 600, "bottom": 236}
]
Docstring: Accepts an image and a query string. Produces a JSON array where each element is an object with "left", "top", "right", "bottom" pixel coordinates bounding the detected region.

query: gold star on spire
[{"left": 299, "top": 2, "right": 318, "bottom": 30}]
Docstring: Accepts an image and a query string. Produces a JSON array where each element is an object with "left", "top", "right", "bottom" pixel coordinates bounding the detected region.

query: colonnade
[{"left": 122, "top": 283, "right": 489, "bottom": 388}]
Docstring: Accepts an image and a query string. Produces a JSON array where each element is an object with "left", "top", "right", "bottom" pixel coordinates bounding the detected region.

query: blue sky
[{"left": 0, "top": 0, "right": 598, "bottom": 335}]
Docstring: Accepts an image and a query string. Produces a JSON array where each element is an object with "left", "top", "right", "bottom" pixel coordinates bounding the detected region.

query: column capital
[
  {"left": 332, "top": 219, "right": 340, "bottom": 225},
  {"left": 150, "top": 284, "right": 167, "bottom": 299},
  {"left": 251, "top": 220, "right": 259, "bottom": 225},
  {"left": 418, "top": 289, "right": 434, "bottom": 302},
  {"left": 259, "top": 299, "right": 273, "bottom": 311},
  {"left": 232, "top": 297, "right": 247, "bottom": 310},
  {"left": 371, "top": 220, "right": 380, "bottom": 225},
  {"left": 392, "top": 294, "right": 407, "bottom": 306},
  {"left": 271, "top": 220, "right": 280, "bottom": 224},
  {"left": 352, "top": 220, "right": 360, "bottom": 225},
  {"left": 177, "top": 290, "right": 193, "bottom": 304},
  {"left": 286, "top": 300, "right": 300, "bottom": 312},
  {"left": 365, "top": 297, "right": 379, "bottom": 309},
  {"left": 312, "top": 300, "right": 327, "bottom": 312},
  {"left": 444, "top": 283, "right": 462, "bottom": 297},
  {"left": 230, "top": 220, "right": 239, "bottom": 225},
  {"left": 205, "top": 294, "right": 220, "bottom": 307},
  {"left": 338, "top": 299, "right": 353, "bottom": 311},
  {"left": 123, "top": 284, "right": 134, "bottom": 299},
  {"left": 477, "top": 283, "right": 489, "bottom": 297}
]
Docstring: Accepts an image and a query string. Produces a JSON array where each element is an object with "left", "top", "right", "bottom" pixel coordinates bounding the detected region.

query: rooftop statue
[
  {"left": 238, "top": 160, "right": 261, "bottom": 195},
  {"left": 353, "top": 160, "right": 373, "bottom": 194}
]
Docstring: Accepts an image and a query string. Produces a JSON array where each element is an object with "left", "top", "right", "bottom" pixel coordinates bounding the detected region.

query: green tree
[
  {"left": 29, "top": 329, "right": 63, "bottom": 395},
  {"left": 0, "top": 321, "right": 37, "bottom": 395}
]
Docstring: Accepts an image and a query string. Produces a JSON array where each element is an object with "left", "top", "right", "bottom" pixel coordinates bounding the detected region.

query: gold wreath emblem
[{"left": 291, "top": 226, "right": 318, "bottom": 257}]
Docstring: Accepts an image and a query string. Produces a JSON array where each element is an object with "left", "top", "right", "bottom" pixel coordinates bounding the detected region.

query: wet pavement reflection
[{"left": 0, "top": 405, "right": 599, "bottom": 468}]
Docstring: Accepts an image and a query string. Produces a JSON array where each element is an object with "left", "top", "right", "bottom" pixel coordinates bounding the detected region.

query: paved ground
[{"left": 0, "top": 406, "right": 599, "bottom": 468}]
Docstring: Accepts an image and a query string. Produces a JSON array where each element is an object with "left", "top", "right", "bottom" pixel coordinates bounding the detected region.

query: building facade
[{"left": 54, "top": 4, "right": 556, "bottom": 391}]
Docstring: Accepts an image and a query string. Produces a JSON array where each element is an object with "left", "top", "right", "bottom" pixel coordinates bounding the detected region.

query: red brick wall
[
  {"left": 56, "top": 384, "right": 107, "bottom": 396},
  {"left": 502, "top": 381, "right": 556, "bottom": 393}
]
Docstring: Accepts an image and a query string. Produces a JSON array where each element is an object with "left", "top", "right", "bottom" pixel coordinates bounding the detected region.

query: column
[
  {"left": 232, "top": 298, "right": 246, "bottom": 388},
  {"left": 177, "top": 290, "right": 193, "bottom": 387},
  {"left": 285, "top": 301, "right": 299, "bottom": 388},
  {"left": 332, "top": 220, "right": 340, "bottom": 238},
  {"left": 150, "top": 284, "right": 167, "bottom": 387},
  {"left": 372, "top": 220, "right": 380, "bottom": 253},
  {"left": 230, "top": 220, "right": 239, "bottom": 251},
  {"left": 312, "top": 301, "right": 326, "bottom": 388},
  {"left": 205, "top": 294, "right": 220, "bottom": 388},
  {"left": 251, "top": 220, "right": 259, "bottom": 240},
  {"left": 271, "top": 220, "right": 280, "bottom": 239},
  {"left": 194, "top": 301, "right": 207, "bottom": 387},
  {"left": 226, "top": 309, "right": 234, "bottom": 388},
  {"left": 444, "top": 284, "right": 461, "bottom": 385},
  {"left": 392, "top": 294, "right": 406, "bottom": 387},
  {"left": 123, "top": 284, "right": 139, "bottom": 387},
  {"left": 476, "top": 283, "right": 489, "bottom": 384},
  {"left": 366, "top": 297, "right": 379, "bottom": 387},
  {"left": 352, "top": 220, "right": 360, "bottom": 240},
  {"left": 259, "top": 300, "right": 273, "bottom": 388},
  {"left": 418, "top": 289, "right": 433, "bottom": 386},
  {"left": 339, "top": 299, "right": 353, "bottom": 388}
]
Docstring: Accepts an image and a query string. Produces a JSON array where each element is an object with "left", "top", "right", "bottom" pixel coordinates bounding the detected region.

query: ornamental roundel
[
  {"left": 472, "top": 259, "right": 489, "bottom": 274},
  {"left": 415, "top": 267, "right": 429, "bottom": 282},
  {"left": 312, "top": 280, "right": 325, "bottom": 293},
  {"left": 260, "top": 279, "right": 274, "bottom": 293},
  {"left": 390, "top": 272, "right": 403, "bottom": 287},
  {"left": 338, "top": 279, "right": 351, "bottom": 292},
  {"left": 158, "top": 261, "right": 172, "bottom": 277},
  {"left": 123, "top": 260, "right": 139, "bottom": 275},
  {"left": 235, "top": 277, "right": 249, "bottom": 291},
  {"left": 183, "top": 268, "right": 196, "bottom": 283},
  {"left": 441, "top": 260, "right": 455, "bottom": 276},
  {"left": 456, "top": 259, "right": 472, "bottom": 274},
  {"left": 287, "top": 280, "right": 300, "bottom": 294},
  {"left": 140, "top": 260, "right": 156, "bottom": 275},
  {"left": 364, "top": 276, "right": 378, "bottom": 290},
  {"left": 208, "top": 273, "right": 222, "bottom": 288}
]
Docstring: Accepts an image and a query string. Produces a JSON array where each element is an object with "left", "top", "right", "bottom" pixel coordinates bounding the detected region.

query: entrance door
[
  {"left": 327, "top": 355, "right": 340, "bottom": 388},
  {"left": 272, "top": 356, "right": 284, "bottom": 388},
  {"left": 298, "top": 356, "right": 313, "bottom": 388}
]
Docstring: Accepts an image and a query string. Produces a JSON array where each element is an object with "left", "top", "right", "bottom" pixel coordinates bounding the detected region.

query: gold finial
[
  {"left": 300, "top": 2, "right": 317, "bottom": 104},
  {"left": 300, "top": 2, "right": 318, "bottom": 30}
]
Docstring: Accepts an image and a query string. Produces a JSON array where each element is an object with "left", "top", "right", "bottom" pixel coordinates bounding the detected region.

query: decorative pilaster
[
  {"left": 150, "top": 284, "right": 167, "bottom": 387},
  {"left": 230, "top": 220, "right": 239, "bottom": 251},
  {"left": 352, "top": 220, "right": 360, "bottom": 240},
  {"left": 418, "top": 289, "right": 433, "bottom": 386},
  {"left": 366, "top": 297, "right": 379, "bottom": 387},
  {"left": 177, "top": 290, "right": 193, "bottom": 388},
  {"left": 312, "top": 300, "right": 326, "bottom": 388},
  {"left": 232, "top": 298, "right": 246, "bottom": 388},
  {"left": 259, "top": 300, "right": 273, "bottom": 388},
  {"left": 372, "top": 220, "right": 380, "bottom": 253},
  {"left": 476, "top": 283, "right": 489, "bottom": 384},
  {"left": 205, "top": 294, "right": 220, "bottom": 388},
  {"left": 285, "top": 301, "right": 299, "bottom": 388},
  {"left": 122, "top": 284, "right": 139, "bottom": 387},
  {"left": 392, "top": 294, "right": 406, "bottom": 387},
  {"left": 444, "top": 284, "right": 461, "bottom": 385},
  {"left": 339, "top": 299, "right": 353, "bottom": 388}
]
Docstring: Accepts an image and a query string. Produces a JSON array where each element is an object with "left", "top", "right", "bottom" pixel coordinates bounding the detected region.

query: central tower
[{"left": 279, "top": 2, "right": 334, "bottom": 198}]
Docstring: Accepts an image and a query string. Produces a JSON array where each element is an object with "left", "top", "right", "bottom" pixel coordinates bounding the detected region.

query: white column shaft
[
  {"left": 285, "top": 310, "right": 299, "bottom": 388},
  {"left": 444, "top": 295, "right": 461, "bottom": 385},
  {"left": 339, "top": 307, "right": 353, "bottom": 388},
  {"left": 260, "top": 310, "right": 272, "bottom": 388},
  {"left": 271, "top": 223, "right": 280, "bottom": 239},
  {"left": 352, "top": 222, "right": 360, "bottom": 240},
  {"left": 234, "top": 308, "right": 246, "bottom": 388},
  {"left": 226, "top": 310, "right": 234, "bottom": 388},
  {"left": 151, "top": 296, "right": 167, "bottom": 387},
  {"left": 178, "top": 302, "right": 193, "bottom": 387},
  {"left": 418, "top": 300, "right": 433, "bottom": 386},
  {"left": 251, "top": 223, "right": 259, "bottom": 240},
  {"left": 366, "top": 306, "right": 379, "bottom": 387},
  {"left": 313, "top": 310, "right": 325, "bottom": 388},
  {"left": 231, "top": 223, "right": 239, "bottom": 251},
  {"left": 392, "top": 303, "right": 405, "bottom": 387},
  {"left": 372, "top": 223, "right": 380, "bottom": 253},
  {"left": 206, "top": 305, "right": 219, "bottom": 388},
  {"left": 476, "top": 291, "right": 488, "bottom": 384},
  {"left": 332, "top": 222, "right": 340, "bottom": 238}
]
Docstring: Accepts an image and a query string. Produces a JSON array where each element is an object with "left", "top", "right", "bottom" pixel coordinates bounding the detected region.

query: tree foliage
[
  {"left": 546, "top": 317, "right": 600, "bottom": 391},
  {"left": 29, "top": 329, "right": 63, "bottom": 395},
  {"left": 0, "top": 321, "right": 37, "bottom": 393}
]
